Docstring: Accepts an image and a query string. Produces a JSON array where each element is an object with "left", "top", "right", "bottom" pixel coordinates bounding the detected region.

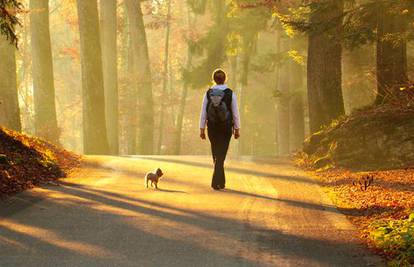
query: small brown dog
[{"left": 145, "top": 168, "right": 164, "bottom": 189}]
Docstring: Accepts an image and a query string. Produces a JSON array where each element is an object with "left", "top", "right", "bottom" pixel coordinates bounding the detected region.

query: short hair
[{"left": 212, "top": 69, "right": 226, "bottom": 84}]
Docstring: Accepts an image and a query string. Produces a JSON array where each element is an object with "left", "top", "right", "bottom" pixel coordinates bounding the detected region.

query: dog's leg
[
  {"left": 151, "top": 181, "right": 153, "bottom": 187},
  {"left": 155, "top": 181, "right": 158, "bottom": 189}
]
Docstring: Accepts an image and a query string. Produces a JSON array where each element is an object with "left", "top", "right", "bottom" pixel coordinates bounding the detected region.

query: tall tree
[
  {"left": 0, "top": 36, "right": 20, "bottom": 131},
  {"left": 76, "top": 0, "right": 109, "bottom": 154},
  {"left": 157, "top": 0, "right": 172, "bottom": 155},
  {"left": 125, "top": 0, "right": 155, "bottom": 154},
  {"left": 307, "top": 0, "right": 345, "bottom": 133},
  {"left": 173, "top": 11, "right": 196, "bottom": 155},
  {"left": 238, "top": 36, "right": 254, "bottom": 155},
  {"left": 125, "top": 26, "right": 138, "bottom": 155},
  {"left": 276, "top": 36, "right": 290, "bottom": 155},
  {"left": 289, "top": 49, "right": 305, "bottom": 151},
  {"left": 100, "top": 0, "right": 119, "bottom": 154},
  {"left": 30, "top": 0, "right": 59, "bottom": 143},
  {"left": 375, "top": 5, "right": 409, "bottom": 104}
]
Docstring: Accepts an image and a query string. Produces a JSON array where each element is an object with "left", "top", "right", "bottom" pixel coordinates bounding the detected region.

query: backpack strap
[
  {"left": 223, "top": 88, "right": 233, "bottom": 112},
  {"left": 206, "top": 88, "right": 212, "bottom": 113}
]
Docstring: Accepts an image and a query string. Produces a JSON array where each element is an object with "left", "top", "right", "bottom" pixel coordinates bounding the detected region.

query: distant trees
[
  {"left": 100, "top": 0, "right": 119, "bottom": 155},
  {"left": 30, "top": 0, "right": 59, "bottom": 144},
  {"left": 76, "top": 0, "right": 109, "bottom": 154},
  {"left": 0, "top": 36, "right": 21, "bottom": 131}
]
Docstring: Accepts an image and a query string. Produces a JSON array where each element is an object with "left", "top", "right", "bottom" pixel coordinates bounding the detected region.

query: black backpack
[{"left": 206, "top": 88, "right": 233, "bottom": 127}]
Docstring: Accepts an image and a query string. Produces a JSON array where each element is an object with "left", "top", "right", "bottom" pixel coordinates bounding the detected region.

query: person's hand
[
  {"left": 234, "top": 129, "right": 240, "bottom": 139},
  {"left": 200, "top": 129, "right": 206, "bottom": 140}
]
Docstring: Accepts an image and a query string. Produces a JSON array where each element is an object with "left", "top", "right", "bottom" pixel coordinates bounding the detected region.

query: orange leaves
[
  {"left": 314, "top": 167, "right": 414, "bottom": 264},
  {"left": 0, "top": 127, "right": 79, "bottom": 199}
]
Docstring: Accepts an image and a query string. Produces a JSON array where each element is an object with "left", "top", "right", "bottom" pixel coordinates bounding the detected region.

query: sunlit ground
[{"left": 0, "top": 156, "right": 382, "bottom": 266}]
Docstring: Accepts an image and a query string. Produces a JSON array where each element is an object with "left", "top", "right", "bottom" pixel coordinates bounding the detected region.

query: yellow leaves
[{"left": 287, "top": 49, "right": 305, "bottom": 65}]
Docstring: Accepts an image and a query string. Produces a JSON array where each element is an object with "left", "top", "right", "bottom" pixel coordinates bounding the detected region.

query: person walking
[{"left": 199, "top": 69, "right": 240, "bottom": 190}]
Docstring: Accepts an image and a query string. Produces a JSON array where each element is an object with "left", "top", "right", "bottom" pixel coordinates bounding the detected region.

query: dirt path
[{"left": 0, "top": 156, "right": 383, "bottom": 266}]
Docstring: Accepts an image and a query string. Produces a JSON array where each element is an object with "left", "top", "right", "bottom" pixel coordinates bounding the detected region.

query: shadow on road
[
  {"left": 0, "top": 182, "right": 372, "bottom": 266},
  {"left": 125, "top": 156, "right": 319, "bottom": 185},
  {"left": 0, "top": 156, "right": 380, "bottom": 266}
]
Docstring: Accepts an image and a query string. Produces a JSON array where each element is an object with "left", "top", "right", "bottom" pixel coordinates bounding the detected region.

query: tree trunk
[
  {"left": 273, "top": 27, "right": 282, "bottom": 155},
  {"left": 276, "top": 37, "right": 290, "bottom": 156},
  {"left": 125, "top": 0, "right": 154, "bottom": 155},
  {"left": 307, "top": 0, "right": 345, "bottom": 134},
  {"left": 126, "top": 31, "right": 138, "bottom": 155},
  {"left": 173, "top": 11, "right": 196, "bottom": 155},
  {"left": 289, "top": 53, "right": 305, "bottom": 152},
  {"left": 0, "top": 36, "right": 21, "bottom": 131},
  {"left": 238, "top": 36, "right": 255, "bottom": 156},
  {"left": 375, "top": 7, "right": 408, "bottom": 104},
  {"left": 100, "top": 0, "right": 119, "bottom": 155},
  {"left": 30, "top": 0, "right": 59, "bottom": 143},
  {"left": 76, "top": 0, "right": 109, "bottom": 154},
  {"left": 157, "top": 0, "right": 172, "bottom": 155}
]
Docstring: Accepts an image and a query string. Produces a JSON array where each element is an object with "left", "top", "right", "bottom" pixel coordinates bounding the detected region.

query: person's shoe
[{"left": 212, "top": 186, "right": 220, "bottom": 190}]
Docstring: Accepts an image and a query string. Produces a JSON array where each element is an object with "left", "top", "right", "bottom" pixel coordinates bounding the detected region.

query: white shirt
[{"left": 199, "top": 84, "right": 241, "bottom": 129}]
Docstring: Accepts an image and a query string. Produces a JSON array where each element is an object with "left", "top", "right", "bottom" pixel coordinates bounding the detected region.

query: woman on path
[{"left": 199, "top": 69, "right": 241, "bottom": 190}]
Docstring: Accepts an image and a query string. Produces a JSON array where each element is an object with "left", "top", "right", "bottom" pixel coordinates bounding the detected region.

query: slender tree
[
  {"left": 0, "top": 35, "right": 21, "bottom": 131},
  {"left": 238, "top": 35, "right": 254, "bottom": 155},
  {"left": 125, "top": 0, "right": 155, "bottom": 154},
  {"left": 307, "top": 0, "right": 345, "bottom": 133},
  {"left": 276, "top": 37, "right": 290, "bottom": 155},
  {"left": 289, "top": 48, "right": 305, "bottom": 151},
  {"left": 126, "top": 32, "right": 138, "bottom": 154},
  {"left": 157, "top": 0, "right": 172, "bottom": 155},
  {"left": 30, "top": 0, "right": 59, "bottom": 143},
  {"left": 100, "top": 0, "right": 119, "bottom": 154},
  {"left": 173, "top": 11, "right": 195, "bottom": 155},
  {"left": 76, "top": 0, "right": 109, "bottom": 154}
]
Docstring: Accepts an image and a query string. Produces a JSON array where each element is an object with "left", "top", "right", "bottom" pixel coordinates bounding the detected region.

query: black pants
[{"left": 207, "top": 125, "right": 232, "bottom": 189}]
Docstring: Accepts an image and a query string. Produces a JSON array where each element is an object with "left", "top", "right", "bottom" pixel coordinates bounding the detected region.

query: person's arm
[
  {"left": 199, "top": 93, "right": 208, "bottom": 140},
  {"left": 232, "top": 93, "right": 241, "bottom": 139}
]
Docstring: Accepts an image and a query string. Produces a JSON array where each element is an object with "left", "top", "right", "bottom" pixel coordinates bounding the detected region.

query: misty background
[{"left": 0, "top": 0, "right": 412, "bottom": 156}]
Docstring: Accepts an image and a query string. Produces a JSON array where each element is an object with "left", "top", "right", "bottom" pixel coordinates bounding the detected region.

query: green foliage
[
  {"left": 369, "top": 213, "right": 414, "bottom": 266},
  {"left": 0, "top": 0, "right": 22, "bottom": 46},
  {"left": 184, "top": 0, "right": 271, "bottom": 87},
  {"left": 279, "top": 0, "right": 414, "bottom": 49}
]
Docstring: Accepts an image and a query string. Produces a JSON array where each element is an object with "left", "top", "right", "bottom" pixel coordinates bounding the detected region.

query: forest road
[{"left": 0, "top": 156, "right": 384, "bottom": 267}]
